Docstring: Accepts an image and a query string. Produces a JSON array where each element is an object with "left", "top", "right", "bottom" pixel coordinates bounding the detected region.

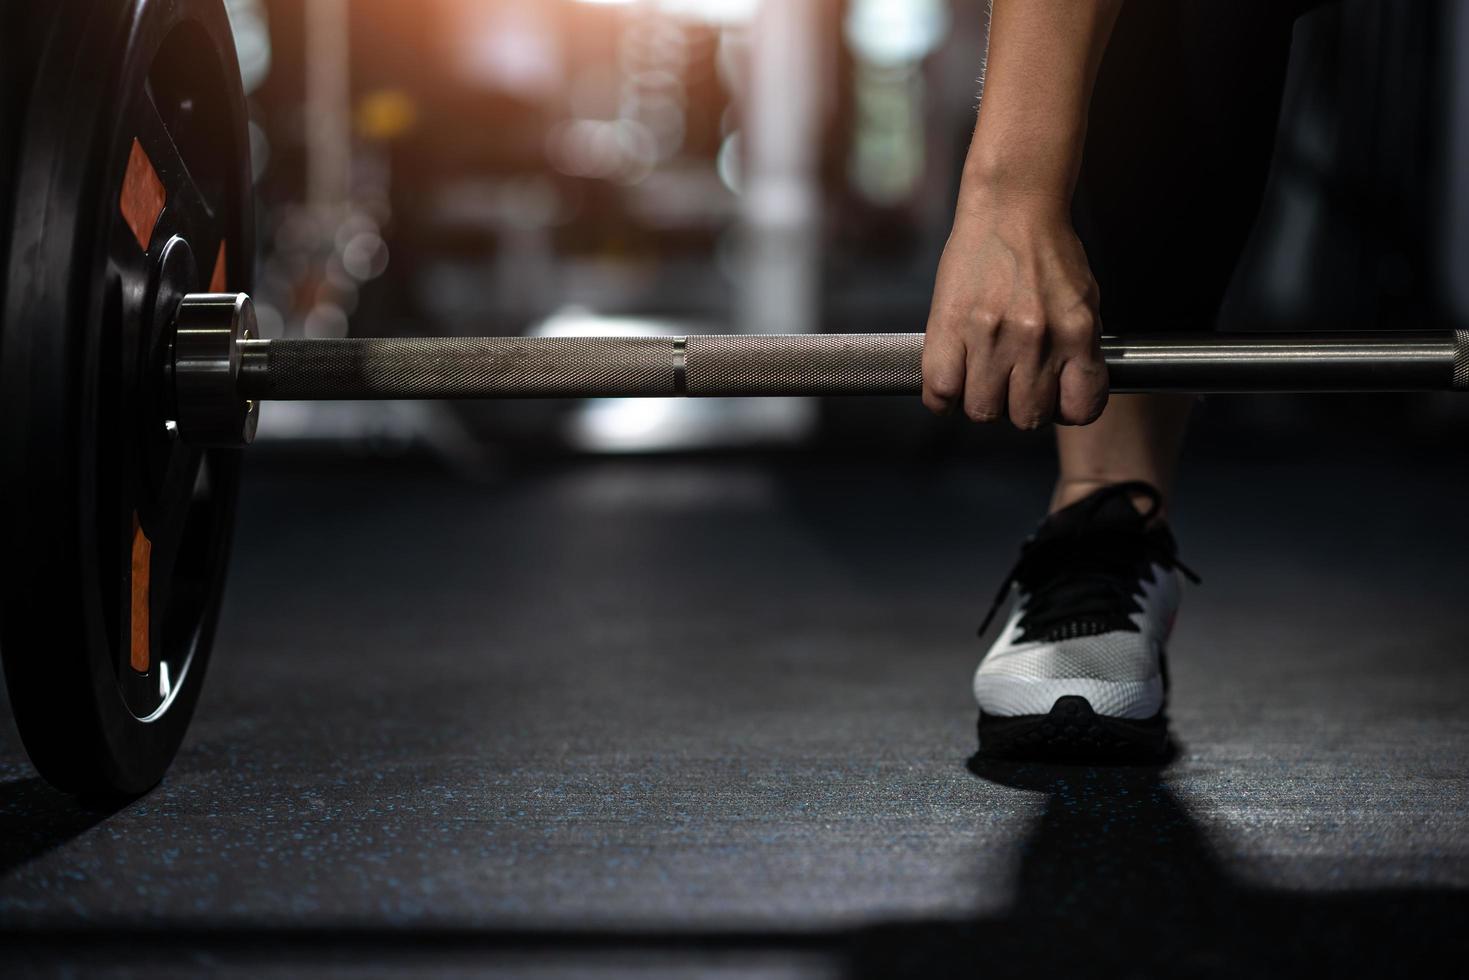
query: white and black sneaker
[{"left": 973, "top": 481, "right": 1198, "bottom": 762}]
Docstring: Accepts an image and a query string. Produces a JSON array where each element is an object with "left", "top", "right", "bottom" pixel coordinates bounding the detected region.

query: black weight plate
[
  {"left": 0, "top": 4, "right": 55, "bottom": 319},
  {"left": 1, "top": 0, "right": 253, "bottom": 795}
]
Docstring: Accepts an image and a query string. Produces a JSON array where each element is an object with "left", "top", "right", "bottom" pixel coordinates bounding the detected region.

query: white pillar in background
[
  {"left": 304, "top": 0, "right": 352, "bottom": 215},
  {"left": 738, "top": 0, "right": 824, "bottom": 336}
]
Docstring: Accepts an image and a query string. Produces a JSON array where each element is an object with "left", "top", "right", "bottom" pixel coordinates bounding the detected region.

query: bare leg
[{"left": 1051, "top": 394, "right": 1194, "bottom": 517}]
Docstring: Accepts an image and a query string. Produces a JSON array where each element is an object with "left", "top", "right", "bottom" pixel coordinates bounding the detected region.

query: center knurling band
[{"left": 683, "top": 334, "right": 923, "bottom": 396}]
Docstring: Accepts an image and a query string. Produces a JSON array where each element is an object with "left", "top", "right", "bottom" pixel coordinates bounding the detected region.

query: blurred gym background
[
  {"left": 223, "top": 0, "right": 1469, "bottom": 462},
  {"left": 6, "top": 7, "right": 1469, "bottom": 968}
]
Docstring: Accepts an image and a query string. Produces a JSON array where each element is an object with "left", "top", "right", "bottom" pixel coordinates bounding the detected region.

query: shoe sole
[{"left": 978, "top": 694, "right": 1169, "bottom": 763}]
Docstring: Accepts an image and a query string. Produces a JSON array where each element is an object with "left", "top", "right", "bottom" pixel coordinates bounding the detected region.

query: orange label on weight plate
[
  {"left": 130, "top": 515, "right": 152, "bottom": 673},
  {"left": 209, "top": 240, "right": 228, "bottom": 292},
  {"left": 119, "top": 138, "right": 166, "bottom": 251}
]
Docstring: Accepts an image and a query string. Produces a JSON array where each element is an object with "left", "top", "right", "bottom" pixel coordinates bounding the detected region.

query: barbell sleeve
[{"left": 233, "top": 329, "right": 1469, "bottom": 401}]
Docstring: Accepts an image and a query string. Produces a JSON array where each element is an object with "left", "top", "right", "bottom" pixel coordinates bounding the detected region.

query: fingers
[
  {"left": 1052, "top": 305, "right": 1108, "bottom": 426},
  {"left": 962, "top": 326, "right": 1009, "bottom": 424},
  {"left": 927, "top": 305, "right": 1106, "bottom": 429},
  {"left": 1057, "top": 356, "right": 1109, "bottom": 426},
  {"left": 1007, "top": 363, "right": 1058, "bottom": 431},
  {"left": 926, "top": 307, "right": 1011, "bottom": 423},
  {"left": 921, "top": 328, "right": 965, "bottom": 415}
]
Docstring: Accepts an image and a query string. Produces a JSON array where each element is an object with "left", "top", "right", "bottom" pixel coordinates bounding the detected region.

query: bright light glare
[
  {"left": 530, "top": 306, "right": 687, "bottom": 338},
  {"left": 845, "top": 0, "right": 950, "bottom": 67},
  {"left": 716, "top": 131, "right": 742, "bottom": 193},
  {"left": 547, "top": 119, "right": 658, "bottom": 185},
  {"left": 573, "top": 399, "right": 680, "bottom": 449},
  {"left": 573, "top": 0, "right": 758, "bottom": 23},
  {"left": 657, "top": 0, "right": 758, "bottom": 24},
  {"left": 224, "top": 0, "right": 272, "bottom": 93}
]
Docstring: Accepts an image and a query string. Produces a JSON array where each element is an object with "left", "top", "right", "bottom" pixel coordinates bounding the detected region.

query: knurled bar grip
[
  {"left": 240, "top": 337, "right": 684, "bottom": 399},
  {"left": 683, "top": 334, "right": 922, "bottom": 396},
  {"left": 235, "top": 331, "right": 1469, "bottom": 400},
  {"left": 236, "top": 335, "right": 926, "bottom": 399}
]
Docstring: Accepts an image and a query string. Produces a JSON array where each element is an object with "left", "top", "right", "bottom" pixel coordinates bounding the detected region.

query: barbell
[
  {"left": 169, "top": 301, "right": 1469, "bottom": 448},
  {"left": 3, "top": 0, "right": 1466, "bottom": 795}
]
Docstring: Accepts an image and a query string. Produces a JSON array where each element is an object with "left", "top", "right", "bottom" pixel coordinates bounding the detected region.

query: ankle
[{"left": 1050, "top": 478, "right": 1170, "bottom": 522}]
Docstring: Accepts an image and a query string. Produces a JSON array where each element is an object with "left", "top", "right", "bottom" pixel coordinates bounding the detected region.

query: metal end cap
[{"left": 173, "top": 293, "right": 259, "bottom": 446}]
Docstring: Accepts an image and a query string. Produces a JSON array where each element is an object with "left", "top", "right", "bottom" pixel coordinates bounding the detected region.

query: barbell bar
[
  {"left": 170, "top": 293, "right": 1469, "bottom": 446},
  {"left": 235, "top": 330, "right": 1469, "bottom": 399}
]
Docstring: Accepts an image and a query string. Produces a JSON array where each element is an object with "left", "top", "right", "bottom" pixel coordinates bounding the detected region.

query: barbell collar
[{"left": 173, "top": 293, "right": 260, "bottom": 445}]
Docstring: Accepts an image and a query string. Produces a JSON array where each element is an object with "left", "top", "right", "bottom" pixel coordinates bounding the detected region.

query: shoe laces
[{"left": 977, "top": 482, "right": 1200, "bottom": 642}]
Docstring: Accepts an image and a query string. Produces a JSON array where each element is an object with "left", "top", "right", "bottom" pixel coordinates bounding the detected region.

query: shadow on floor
[
  {"left": 0, "top": 777, "right": 126, "bottom": 877},
  {"left": 4, "top": 759, "right": 1465, "bottom": 974},
  {"left": 843, "top": 758, "right": 1469, "bottom": 976}
]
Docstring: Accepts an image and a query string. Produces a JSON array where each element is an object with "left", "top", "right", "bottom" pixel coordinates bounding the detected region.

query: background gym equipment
[{"left": 1, "top": 0, "right": 1466, "bottom": 795}]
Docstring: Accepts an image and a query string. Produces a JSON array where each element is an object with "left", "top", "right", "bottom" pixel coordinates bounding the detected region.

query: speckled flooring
[{"left": 2, "top": 445, "right": 1467, "bottom": 976}]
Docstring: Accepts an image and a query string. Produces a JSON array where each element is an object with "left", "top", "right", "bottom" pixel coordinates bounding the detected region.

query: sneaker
[{"left": 973, "top": 481, "right": 1197, "bottom": 761}]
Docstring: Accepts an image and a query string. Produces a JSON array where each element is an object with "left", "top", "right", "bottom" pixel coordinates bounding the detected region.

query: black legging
[{"left": 1071, "top": 0, "right": 1335, "bottom": 333}]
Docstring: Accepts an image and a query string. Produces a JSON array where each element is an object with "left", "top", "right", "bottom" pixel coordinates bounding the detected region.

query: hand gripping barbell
[{"left": 3, "top": 0, "right": 1466, "bottom": 795}]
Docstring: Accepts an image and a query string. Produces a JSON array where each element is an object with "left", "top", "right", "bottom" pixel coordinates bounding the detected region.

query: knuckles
[
  {"left": 1054, "top": 309, "right": 1097, "bottom": 339},
  {"left": 1007, "top": 312, "right": 1048, "bottom": 337},
  {"left": 936, "top": 305, "right": 1100, "bottom": 348},
  {"left": 964, "top": 307, "right": 1003, "bottom": 333}
]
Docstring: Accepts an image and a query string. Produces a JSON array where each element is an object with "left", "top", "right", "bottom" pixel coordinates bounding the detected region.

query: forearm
[
  {"left": 964, "top": 0, "right": 1123, "bottom": 208},
  {"left": 923, "top": 2, "right": 1121, "bottom": 427}
]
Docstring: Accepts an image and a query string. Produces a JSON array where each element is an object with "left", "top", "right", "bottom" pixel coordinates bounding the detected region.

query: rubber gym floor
[{"left": 2, "top": 427, "right": 1468, "bottom": 976}]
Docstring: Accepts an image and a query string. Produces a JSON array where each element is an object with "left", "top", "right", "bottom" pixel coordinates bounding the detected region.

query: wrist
[
  {"left": 962, "top": 144, "right": 1076, "bottom": 215},
  {"left": 957, "top": 162, "right": 1073, "bottom": 223},
  {"left": 960, "top": 116, "right": 1082, "bottom": 217}
]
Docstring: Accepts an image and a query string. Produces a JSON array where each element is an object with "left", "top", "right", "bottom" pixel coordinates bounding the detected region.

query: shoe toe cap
[{"left": 974, "top": 634, "right": 1164, "bottom": 720}]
